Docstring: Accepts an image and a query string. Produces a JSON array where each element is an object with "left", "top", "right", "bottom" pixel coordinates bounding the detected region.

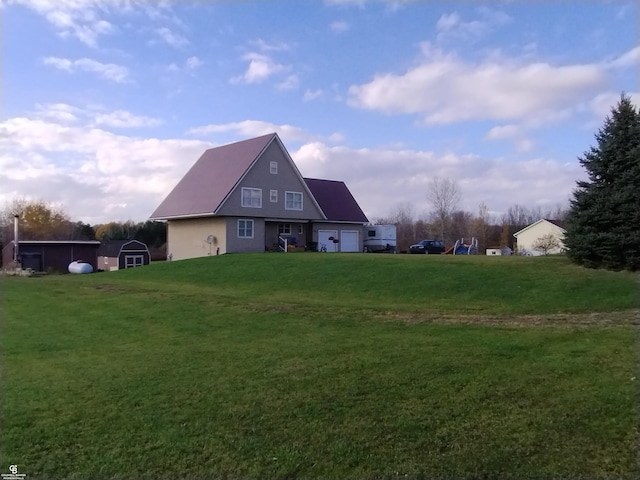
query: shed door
[
  {"left": 340, "top": 230, "right": 359, "bottom": 252},
  {"left": 124, "top": 255, "right": 144, "bottom": 268},
  {"left": 317, "top": 230, "right": 338, "bottom": 252},
  {"left": 21, "top": 253, "right": 43, "bottom": 271}
]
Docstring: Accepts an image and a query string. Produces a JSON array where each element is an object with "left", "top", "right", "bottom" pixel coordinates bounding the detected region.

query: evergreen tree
[{"left": 564, "top": 94, "right": 640, "bottom": 271}]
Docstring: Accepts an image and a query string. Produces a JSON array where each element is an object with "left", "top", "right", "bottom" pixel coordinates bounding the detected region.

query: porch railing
[{"left": 278, "top": 236, "right": 288, "bottom": 253}]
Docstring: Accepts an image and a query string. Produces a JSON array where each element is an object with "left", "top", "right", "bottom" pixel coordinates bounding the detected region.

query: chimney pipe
[{"left": 13, "top": 215, "right": 19, "bottom": 264}]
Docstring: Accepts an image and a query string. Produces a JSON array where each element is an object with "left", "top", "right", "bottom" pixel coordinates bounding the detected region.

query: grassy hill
[{"left": 2, "top": 254, "right": 638, "bottom": 479}]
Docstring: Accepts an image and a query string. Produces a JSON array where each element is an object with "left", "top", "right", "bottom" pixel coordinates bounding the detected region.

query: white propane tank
[{"left": 68, "top": 261, "right": 93, "bottom": 274}]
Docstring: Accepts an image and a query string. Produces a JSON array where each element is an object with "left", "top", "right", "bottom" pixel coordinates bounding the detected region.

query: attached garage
[
  {"left": 317, "top": 230, "right": 338, "bottom": 252},
  {"left": 339, "top": 230, "right": 359, "bottom": 252}
]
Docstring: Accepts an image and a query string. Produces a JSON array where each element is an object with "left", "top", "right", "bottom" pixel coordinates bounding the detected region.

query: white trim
[
  {"left": 513, "top": 219, "right": 566, "bottom": 238},
  {"left": 124, "top": 255, "right": 144, "bottom": 268},
  {"left": 270, "top": 161, "right": 278, "bottom": 174},
  {"left": 285, "top": 191, "right": 303, "bottom": 211},
  {"left": 270, "top": 189, "right": 278, "bottom": 203},
  {"left": 241, "top": 187, "right": 262, "bottom": 208},
  {"left": 237, "top": 219, "right": 254, "bottom": 238}
]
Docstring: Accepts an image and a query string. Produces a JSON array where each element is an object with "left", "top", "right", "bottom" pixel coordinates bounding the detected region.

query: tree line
[
  {"left": 373, "top": 201, "right": 567, "bottom": 254},
  {"left": 0, "top": 199, "right": 167, "bottom": 258}
]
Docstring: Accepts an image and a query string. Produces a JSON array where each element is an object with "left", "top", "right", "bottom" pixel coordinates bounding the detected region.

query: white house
[{"left": 513, "top": 219, "right": 566, "bottom": 256}]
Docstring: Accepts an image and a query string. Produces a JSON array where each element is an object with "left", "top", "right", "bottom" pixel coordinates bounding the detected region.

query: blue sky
[{"left": 2, "top": 0, "right": 638, "bottom": 224}]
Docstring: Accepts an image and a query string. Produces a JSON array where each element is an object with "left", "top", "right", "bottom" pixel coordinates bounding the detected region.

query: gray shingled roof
[
  {"left": 304, "top": 178, "right": 369, "bottom": 223},
  {"left": 150, "top": 133, "right": 276, "bottom": 219}
]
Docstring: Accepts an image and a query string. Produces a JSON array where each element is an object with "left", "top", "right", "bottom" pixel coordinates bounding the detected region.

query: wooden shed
[
  {"left": 98, "top": 240, "right": 151, "bottom": 271},
  {"left": 2, "top": 240, "right": 101, "bottom": 273}
]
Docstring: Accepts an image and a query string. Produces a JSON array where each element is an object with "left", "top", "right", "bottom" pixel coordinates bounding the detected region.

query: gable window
[
  {"left": 278, "top": 223, "right": 291, "bottom": 235},
  {"left": 238, "top": 219, "right": 254, "bottom": 238},
  {"left": 270, "top": 189, "right": 278, "bottom": 203},
  {"left": 270, "top": 161, "right": 278, "bottom": 174},
  {"left": 241, "top": 187, "right": 262, "bottom": 208},
  {"left": 285, "top": 191, "right": 303, "bottom": 211}
]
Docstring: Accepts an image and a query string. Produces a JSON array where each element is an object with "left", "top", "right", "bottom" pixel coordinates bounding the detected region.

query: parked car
[{"left": 409, "top": 239, "right": 445, "bottom": 254}]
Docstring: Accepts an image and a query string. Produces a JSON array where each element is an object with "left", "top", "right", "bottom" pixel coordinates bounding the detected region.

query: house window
[
  {"left": 278, "top": 223, "right": 291, "bottom": 235},
  {"left": 270, "top": 189, "right": 278, "bottom": 203},
  {"left": 285, "top": 191, "right": 303, "bottom": 211},
  {"left": 241, "top": 187, "right": 262, "bottom": 208},
  {"left": 238, "top": 219, "right": 254, "bottom": 238},
  {"left": 298, "top": 225, "right": 304, "bottom": 235},
  {"left": 270, "top": 161, "right": 278, "bottom": 174}
]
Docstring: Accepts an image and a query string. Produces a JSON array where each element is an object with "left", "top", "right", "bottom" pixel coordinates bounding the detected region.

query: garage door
[
  {"left": 318, "top": 230, "right": 338, "bottom": 252},
  {"left": 340, "top": 230, "right": 359, "bottom": 252}
]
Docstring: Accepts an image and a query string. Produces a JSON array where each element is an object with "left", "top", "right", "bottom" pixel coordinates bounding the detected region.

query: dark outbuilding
[
  {"left": 97, "top": 240, "right": 150, "bottom": 271},
  {"left": 2, "top": 241, "right": 101, "bottom": 273}
]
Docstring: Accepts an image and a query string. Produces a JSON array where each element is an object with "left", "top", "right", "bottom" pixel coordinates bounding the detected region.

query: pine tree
[{"left": 564, "top": 94, "right": 640, "bottom": 271}]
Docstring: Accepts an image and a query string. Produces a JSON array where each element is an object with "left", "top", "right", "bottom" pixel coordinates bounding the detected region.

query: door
[
  {"left": 317, "top": 230, "right": 338, "bottom": 252},
  {"left": 340, "top": 230, "right": 359, "bottom": 252}
]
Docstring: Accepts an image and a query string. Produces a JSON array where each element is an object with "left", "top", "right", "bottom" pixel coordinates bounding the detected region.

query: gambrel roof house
[
  {"left": 150, "top": 133, "right": 368, "bottom": 259},
  {"left": 513, "top": 219, "right": 566, "bottom": 256}
]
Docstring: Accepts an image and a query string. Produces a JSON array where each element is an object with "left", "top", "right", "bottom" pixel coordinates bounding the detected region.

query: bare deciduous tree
[
  {"left": 426, "top": 177, "right": 461, "bottom": 247},
  {"left": 532, "top": 234, "right": 562, "bottom": 255}
]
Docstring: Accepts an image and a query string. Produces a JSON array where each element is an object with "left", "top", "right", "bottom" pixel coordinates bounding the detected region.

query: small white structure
[
  {"left": 486, "top": 246, "right": 512, "bottom": 256},
  {"left": 513, "top": 219, "right": 566, "bottom": 256},
  {"left": 363, "top": 224, "right": 397, "bottom": 253}
]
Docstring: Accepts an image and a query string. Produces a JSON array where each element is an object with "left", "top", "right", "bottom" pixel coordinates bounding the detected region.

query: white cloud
[
  {"left": 43, "top": 56, "right": 131, "bottom": 83},
  {"left": 291, "top": 141, "right": 582, "bottom": 220},
  {"left": 249, "top": 38, "right": 292, "bottom": 52},
  {"left": 348, "top": 43, "right": 608, "bottom": 125},
  {"left": 230, "top": 52, "right": 290, "bottom": 85},
  {"left": 155, "top": 26, "right": 189, "bottom": 48},
  {"left": 330, "top": 20, "right": 350, "bottom": 33},
  {"left": 607, "top": 45, "right": 640, "bottom": 69},
  {"left": 436, "top": 8, "right": 512, "bottom": 43},
  {"left": 303, "top": 89, "right": 323, "bottom": 101},
  {"left": 185, "top": 56, "right": 203, "bottom": 69},
  {"left": 5, "top": 0, "right": 131, "bottom": 46},
  {"left": 277, "top": 75, "right": 299, "bottom": 90},
  {"left": 0, "top": 112, "right": 211, "bottom": 223},
  {"left": 186, "top": 120, "right": 313, "bottom": 144},
  {"left": 94, "top": 110, "right": 163, "bottom": 128}
]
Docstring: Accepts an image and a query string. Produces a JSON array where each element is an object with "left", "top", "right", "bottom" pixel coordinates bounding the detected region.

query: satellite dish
[{"left": 205, "top": 235, "right": 215, "bottom": 255}]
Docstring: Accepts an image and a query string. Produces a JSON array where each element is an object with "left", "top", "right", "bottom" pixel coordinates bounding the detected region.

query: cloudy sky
[{"left": 2, "top": 0, "right": 638, "bottom": 224}]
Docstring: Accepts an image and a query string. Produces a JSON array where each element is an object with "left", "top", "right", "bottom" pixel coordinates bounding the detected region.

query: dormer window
[{"left": 270, "top": 161, "right": 278, "bottom": 174}]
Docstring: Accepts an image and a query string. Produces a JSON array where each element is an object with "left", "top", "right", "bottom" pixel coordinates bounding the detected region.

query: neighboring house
[
  {"left": 150, "top": 133, "right": 369, "bottom": 259},
  {"left": 2, "top": 240, "right": 101, "bottom": 272},
  {"left": 98, "top": 240, "right": 151, "bottom": 271},
  {"left": 513, "top": 219, "right": 566, "bottom": 256}
]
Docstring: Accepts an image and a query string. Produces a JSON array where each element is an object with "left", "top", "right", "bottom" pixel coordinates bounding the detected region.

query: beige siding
[
  {"left": 217, "top": 141, "right": 324, "bottom": 220},
  {"left": 167, "top": 217, "right": 227, "bottom": 260},
  {"left": 514, "top": 221, "right": 565, "bottom": 256}
]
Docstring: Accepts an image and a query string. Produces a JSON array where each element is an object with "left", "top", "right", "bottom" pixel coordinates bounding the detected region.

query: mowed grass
[{"left": 1, "top": 254, "right": 639, "bottom": 479}]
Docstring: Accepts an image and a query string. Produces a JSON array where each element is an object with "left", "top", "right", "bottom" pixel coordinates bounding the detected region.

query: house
[
  {"left": 2, "top": 240, "right": 101, "bottom": 272},
  {"left": 150, "top": 133, "right": 369, "bottom": 259},
  {"left": 513, "top": 219, "right": 566, "bottom": 256},
  {"left": 98, "top": 240, "right": 151, "bottom": 271}
]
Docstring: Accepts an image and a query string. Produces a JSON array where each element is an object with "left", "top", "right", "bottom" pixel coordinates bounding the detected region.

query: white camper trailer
[{"left": 363, "top": 225, "right": 397, "bottom": 253}]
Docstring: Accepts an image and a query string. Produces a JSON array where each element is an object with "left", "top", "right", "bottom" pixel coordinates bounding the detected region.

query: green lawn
[{"left": 1, "top": 254, "right": 638, "bottom": 479}]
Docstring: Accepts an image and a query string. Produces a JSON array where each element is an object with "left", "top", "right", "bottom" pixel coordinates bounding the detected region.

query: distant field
[{"left": 1, "top": 254, "right": 638, "bottom": 479}]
